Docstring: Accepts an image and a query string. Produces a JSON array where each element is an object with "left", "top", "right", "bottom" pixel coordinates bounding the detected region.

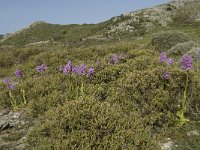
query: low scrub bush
[
  {"left": 106, "top": 68, "right": 200, "bottom": 126},
  {"left": 169, "top": 41, "right": 199, "bottom": 55},
  {"left": 92, "top": 63, "right": 128, "bottom": 84},
  {"left": 152, "top": 31, "right": 191, "bottom": 51},
  {"left": 27, "top": 98, "right": 158, "bottom": 149}
]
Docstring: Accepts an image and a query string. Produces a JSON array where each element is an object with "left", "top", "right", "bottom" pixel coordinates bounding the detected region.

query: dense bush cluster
[
  {"left": 152, "top": 31, "right": 191, "bottom": 51},
  {"left": 169, "top": 41, "right": 199, "bottom": 56},
  {"left": 27, "top": 98, "right": 158, "bottom": 149}
]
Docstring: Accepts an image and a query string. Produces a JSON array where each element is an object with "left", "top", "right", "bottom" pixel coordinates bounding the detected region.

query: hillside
[
  {"left": 0, "top": 0, "right": 200, "bottom": 149},
  {"left": 1, "top": 0, "right": 200, "bottom": 47}
]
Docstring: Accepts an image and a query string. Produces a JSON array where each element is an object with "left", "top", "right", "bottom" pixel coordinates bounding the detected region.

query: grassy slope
[
  {"left": 0, "top": 18, "right": 119, "bottom": 46},
  {"left": 0, "top": 22, "right": 98, "bottom": 45},
  {"left": 1, "top": 20, "right": 200, "bottom": 48},
  {"left": 0, "top": 14, "right": 156, "bottom": 47},
  {"left": 169, "top": 21, "right": 200, "bottom": 40}
]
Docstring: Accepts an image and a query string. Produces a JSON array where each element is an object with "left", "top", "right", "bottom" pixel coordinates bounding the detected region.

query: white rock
[
  {"left": 161, "top": 141, "right": 173, "bottom": 150},
  {"left": 187, "top": 130, "right": 200, "bottom": 136}
]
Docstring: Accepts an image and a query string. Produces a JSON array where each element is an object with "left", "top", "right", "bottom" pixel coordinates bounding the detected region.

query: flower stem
[
  {"left": 176, "top": 71, "right": 190, "bottom": 126},
  {"left": 22, "top": 89, "right": 27, "bottom": 105},
  {"left": 9, "top": 91, "right": 18, "bottom": 109}
]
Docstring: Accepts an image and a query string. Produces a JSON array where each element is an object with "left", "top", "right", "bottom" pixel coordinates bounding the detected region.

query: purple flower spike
[
  {"left": 63, "top": 61, "right": 72, "bottom": 75},
  {"left": 163, "top": 72, "right": 170, "bottom": 80},
  {"left": 120, "top": 53, "right": 125, "bottom": 59},
  {"left": 2, "top": 78, "right": 12, "bottom": 84},
  {"left": 167, "top": 58, "right": 174, "bottom": 65},
  {"left": 72, "top": 66, "right": 79, "bottom": 74},
  {"left": 78, "top": 64, "right": 86, "bottom": 75},
  {"left": 109, "top": 54, "right": 119, "bottom": 64},
  {"left": 112, "top": 54, "right": 119, "bottom": 64},
  {"left": 160, "top": 52, "right": 167, "bottom": 62},
  {"left": 87, "top": 67, "right": 95, "bottom": 78},
  {"left": 8, "top": 84, "right": 16, "bottom": 90},
  {"left": 15, "top": 69, "right": 23, "bottom": 78},
  {"left": 36, "top": 64, "right": 47, "bottom": 73},
  {"left": 181, "top": 53, "right": 193, "bottom": 70}
]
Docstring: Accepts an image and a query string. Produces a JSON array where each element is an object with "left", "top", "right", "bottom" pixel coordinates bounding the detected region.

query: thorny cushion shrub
[
  {"left": 126, "top": 49, "right": 156, "bottom": 60},
  {"left": 0, "top": 47, "right": 47, "bottom": 67},
  {"left": 32, "top": 50, "right": 69, "bottom": 68},
  {"left": 25, "top": 74, "right": 65, "bottom": 99},
  {"left": 106, "top": 68, "right": 200, "bottom": 127},
  {"left": 0, "top": 82, "right": 11, "bottom": 109},
  {"left": 28, "top": 90, "right": 66, "bottom": 118},
  {"left": 92, "top": 50, "right": 159, "bottom": 85},
  {"left": 169, "top": 41, "right": 199, "bottom": 56},
  {"left": 25, "top": 74, "right": 68, "bottom": 116},
  {"left": 0, "top": 73, "right": 66, "bottom": 111},
  {"left": 27, "top": 98, "right": 158, "bottom": 150},
  {"left": 152, "top": 31, "right": 191, "bottom": 52},
  {"left": 86, "top": 83, "right": 109, "bottom": 102},
  {"left": 92, "top": 63, "right": 129, "bottom": 84},
  {"left": 0, "top": 50, "right": 15, "bottom": 67}
]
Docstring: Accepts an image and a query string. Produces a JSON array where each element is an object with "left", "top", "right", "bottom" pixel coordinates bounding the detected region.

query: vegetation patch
[{"left": 152, "top": 31, "right": 191, "bottom": 52}]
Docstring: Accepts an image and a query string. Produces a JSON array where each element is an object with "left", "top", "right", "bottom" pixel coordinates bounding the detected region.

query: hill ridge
[{"left": 1, "top": 0, "right": 200, "bottom": 46}]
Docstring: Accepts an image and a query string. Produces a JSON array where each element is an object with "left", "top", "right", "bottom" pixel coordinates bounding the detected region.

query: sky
[{"left": 0, "top": 0, "right": 170, "bottom": 34}]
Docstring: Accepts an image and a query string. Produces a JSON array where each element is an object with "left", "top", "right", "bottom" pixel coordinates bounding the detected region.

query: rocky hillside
[
  {"left": 87, "top": 0, "right": 200, "bottom": 40},
  {"left": 1, "top": 0, "right": 200, "bottom": 46}
]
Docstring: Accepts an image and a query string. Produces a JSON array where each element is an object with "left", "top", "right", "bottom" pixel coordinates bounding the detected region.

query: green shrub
[
  {"left": 28, "top": 90, "right": 66, "bottom": 118},
  {"left": 126, "top": 55, "right": 159, "bottom": 71},
  {"left": 152, "top": 31, "right": 191, "bottom": 52},
  {"left": 26, "top": 74, "right": 67, "bottom": 117},
  {"left": 169, "top": 41, "right": 199, "bottom": 55},
  {"left": 126, "top": 49, "right": 156, "bottom": 59},
  {"left": 27, "top": 98, "right": 158, "bottom": 149},
  {"left": 92, "top": 49, "right": 159, "bottom": 84},
  {"left": 0, "top": 73, "right": 65, "bottom": 114},
  {"left": 0, "top": 50, "right": 15, "bottom": 67},
  {"left": 106, "top": 68, "right": 200, "bottom": 127},
  {"left": 15, "top": 47, "right": 46, "bottom": 63},
  {"left": 92, "top": 63, "right": 128, "bottom": 84},
  {"left": 86, "top": 83, "right": 108, "bottom": 102},
  {"left": 187, "top": 75, "right": 200, "bottom": 120},
  {"left": 0, "top": 83, "right": 11, "bottom": 109}
]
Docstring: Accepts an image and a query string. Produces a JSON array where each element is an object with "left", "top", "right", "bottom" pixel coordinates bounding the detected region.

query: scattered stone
[
  {"left": 0, "top": 111, "right": 21, "bottom": 131},
  {"left": 187, "top": 130, "right": 200, "bottom": 136},
  {"left": 160, "top": 138, "right": 174, "bottom": 150},
  {"left": 0, "top": 109, "right": 30, "bottom": 150},
  {"left": 15, "top": 143, "right": 26, "bottom": 150},
  {"left": 1, "top": 122, "right": 11, "bottom": 131},
  {"left": 0, "top": 142, "right": 15, "bottom": 150}
]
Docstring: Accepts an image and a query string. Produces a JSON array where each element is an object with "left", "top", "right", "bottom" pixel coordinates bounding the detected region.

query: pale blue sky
[{"left": 0, "top": 0, "right": 170, "bottom": 34}]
